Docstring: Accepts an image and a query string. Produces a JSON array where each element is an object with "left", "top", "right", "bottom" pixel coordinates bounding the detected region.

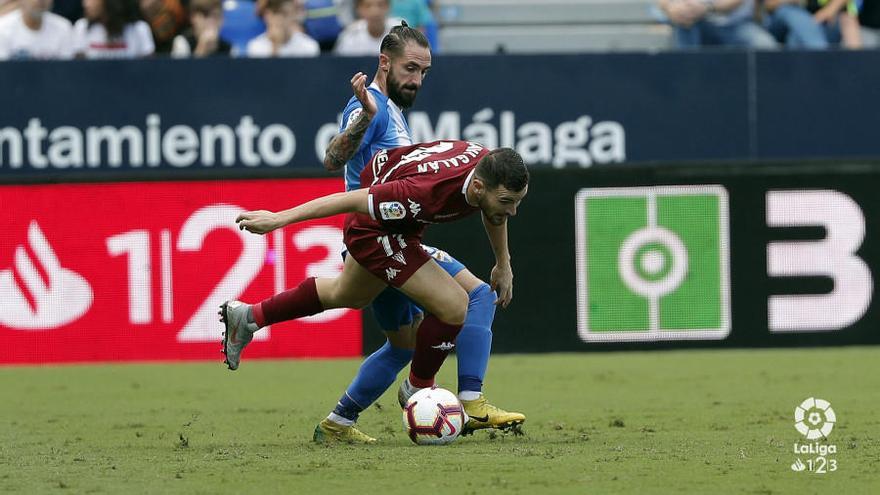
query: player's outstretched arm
[
  {"left": 323, "top": 72, "right": 380, "bottom": 171},
  {"left": 236, "top": 189, "right": 370, "bottom": 234},
  {"left": 481, "top": 213, "right": 514, "bottom": 308}
]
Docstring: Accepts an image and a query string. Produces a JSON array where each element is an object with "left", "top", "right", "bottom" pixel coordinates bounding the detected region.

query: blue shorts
[{"left": 370, "top": 244, "right": 466, "bottom": 331}]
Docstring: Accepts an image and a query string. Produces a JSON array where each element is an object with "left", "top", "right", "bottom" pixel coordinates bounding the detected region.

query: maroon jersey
[
  {"left": 342, "top": 140, "right": 487, "bottom": 286},
  {"left": 359, "top": 140, "right": 488, "bottom": 236}
]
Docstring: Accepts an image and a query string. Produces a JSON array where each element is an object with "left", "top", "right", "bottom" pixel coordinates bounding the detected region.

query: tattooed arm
[
  {"left": 324, "top": 110, "right": 374, "bottom": 171},
  {"left": 323, "top": 72, "right": 380, "bottom": 172}
]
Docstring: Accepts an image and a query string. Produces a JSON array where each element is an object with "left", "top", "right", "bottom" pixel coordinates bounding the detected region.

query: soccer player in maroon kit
[{"left": 229, "top": 139, "right": 528, "bottom": 404}]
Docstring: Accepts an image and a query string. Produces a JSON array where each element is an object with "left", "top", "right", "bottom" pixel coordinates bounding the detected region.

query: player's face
[
  {"left": 386, "top": 43, "right": 431, "bottom": 109},
  {"left": 479, "top": 184, "right": 528, "bottom": 226}
]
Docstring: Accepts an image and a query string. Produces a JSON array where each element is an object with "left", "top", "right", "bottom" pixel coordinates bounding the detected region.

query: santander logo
[{"left": 0, "top": 221, "right": 93, "bottom": 330}]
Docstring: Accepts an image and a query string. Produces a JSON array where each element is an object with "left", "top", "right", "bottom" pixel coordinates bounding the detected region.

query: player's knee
[{"left": 436, "top": 289, "right": 468, "bottom": 326}]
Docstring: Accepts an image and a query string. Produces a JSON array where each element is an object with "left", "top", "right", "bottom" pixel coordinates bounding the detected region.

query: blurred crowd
[
  {"left": 657, "top": 0, "right": 880, "bottom": 49},
  {"left": 2, "top": 0, "right": 880, "bottom": 60},
  {"left": 0, "top": 0, "right": 437, "bottom": 59}
]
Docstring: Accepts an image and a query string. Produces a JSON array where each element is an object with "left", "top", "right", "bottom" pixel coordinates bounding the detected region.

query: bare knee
[
  {"left": 453, "top": 269, "right": 486, "bottom": 294},
  {"left": 434, "top": 288, "right": 468, "bottom": 326}
]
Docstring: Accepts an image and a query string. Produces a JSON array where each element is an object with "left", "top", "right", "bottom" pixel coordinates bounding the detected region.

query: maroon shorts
[{"left": 343, "top": 214, "right": 431, "bottom": 288}]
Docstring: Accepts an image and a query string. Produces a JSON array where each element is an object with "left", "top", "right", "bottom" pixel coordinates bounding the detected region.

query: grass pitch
[{"left": 2, "top": 347, "right": 878, "bottom": 494}]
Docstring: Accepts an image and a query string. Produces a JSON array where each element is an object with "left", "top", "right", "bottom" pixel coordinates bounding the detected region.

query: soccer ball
[{"left": 402, "top": 386, "right": 467, "bottom": 445}]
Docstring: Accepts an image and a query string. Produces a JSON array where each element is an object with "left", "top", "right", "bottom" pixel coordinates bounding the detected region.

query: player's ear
[
  {"left": 472, "top": 176, "right": 486, "bottom": 197},
  {"left": 379, "top": 53, "right": 390, "bottom": 72}
]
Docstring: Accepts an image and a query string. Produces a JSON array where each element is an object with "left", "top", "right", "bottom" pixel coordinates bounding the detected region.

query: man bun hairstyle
[
  {"left": 380, "top": 20, "right": 430, "bottom": 57},
  {"left": 475, "top": 148, "right": 529, "bottom": 192}
]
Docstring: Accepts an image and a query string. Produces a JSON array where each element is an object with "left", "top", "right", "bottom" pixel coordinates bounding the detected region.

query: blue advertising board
[{"left": 1, "top": 51, "right": 879, "bottom": 179}]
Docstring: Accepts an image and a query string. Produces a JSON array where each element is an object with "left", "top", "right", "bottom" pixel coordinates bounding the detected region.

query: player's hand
[
  {"left": 351, "top": 72, "right": 378, "bottom": 117},
  {"left": 235, "top": 210, "right": 280, "bottom": 234},
  {"left": 490, "top": 262, "right": 514, "bottom": 308}
]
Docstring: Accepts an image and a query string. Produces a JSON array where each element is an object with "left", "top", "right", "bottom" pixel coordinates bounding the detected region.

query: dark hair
[
  {"left": 354, "top": 0, "right": 388, "bottom": 7},
  {"left": 380, "top": 20, "right": 430, "bottom": 57},
  {"left": 262, "top": 0, "right": 291, "bottom": 13},
  {"left": 190, "top": 0, "right": 222, "bottom": 15},
  {"left": 97, "top": 0, "right": 140, "bottom": 38},
  {"left": 475, "top": 148, "right": 529, "bottom": 192}
]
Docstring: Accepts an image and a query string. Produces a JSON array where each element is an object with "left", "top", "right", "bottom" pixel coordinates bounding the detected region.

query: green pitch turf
[{"left": 2, "top": 347, "right": 878, "bottom": 494}]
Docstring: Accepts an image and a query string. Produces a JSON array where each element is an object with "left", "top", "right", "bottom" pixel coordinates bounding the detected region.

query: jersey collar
[{"left": 462, "top": 169, "right": 477, "bottom": 206}]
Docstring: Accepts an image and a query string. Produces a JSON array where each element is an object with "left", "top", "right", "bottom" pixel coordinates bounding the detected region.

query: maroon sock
[
  {"left": 409, "top": 315, "right": 463, "bottom": 388},
  {"left": 252, "top": 277, "right": 324, "bottom": 328}
]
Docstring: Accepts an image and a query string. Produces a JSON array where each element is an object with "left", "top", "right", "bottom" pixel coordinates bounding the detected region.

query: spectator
[
  {"left": 302, "top": 0, "right": 343, "bottom": 51},
  {"left": 390, "top": 0, "right": 431, "bottom": 31},
  {"left": 246, "top": 0, "right": 319, "bottom": 56},
  {"left": 51, "top": 0, "right": 82, "bottom": 22},
  {"left": 805, "top": 0, "right": 861, "bottom": 48},
  {"left": 171, "top": 0, "right": 231, "bottom": 57},
  {"left": 139, "top": 0, "right": 185, "bottom": 53},
  {"left": 333, "top": 0, "right": 400, "bottom": 55},
  {"left": 0, "top": 0, "right": 18, "bottom": 16},
  {"left": 335, "top": 0, "right": 352, "bottom": 25},
  {"left": 658, "top": 0, "right": 778, "bottom": 49},
  {"left": 0, "top": 0, "right": 74, "bottom": 59},
  {"left": 761, "top": 0, "right": 829, "bottom": 48},
  {"left": 72, "top": 0, "right": 154, "bottom": 58},
  {"left": 217, "top": 0, "right": 264, "bottom": 55}
]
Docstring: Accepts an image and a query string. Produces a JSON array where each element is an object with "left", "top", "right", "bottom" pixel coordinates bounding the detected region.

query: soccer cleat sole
[
  {"left": 219, "top": 302, "right": 235, "bottom": 371},
  {"left": 461, "top": 419, "right": 525, "bottom": 437}
]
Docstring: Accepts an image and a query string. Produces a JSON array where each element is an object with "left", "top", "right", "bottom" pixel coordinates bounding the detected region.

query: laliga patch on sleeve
[
  {"left": 379, "top": 201, "right": 406, "bottom": 220},
  {"left": 345, "top": 108, "right": 363, "bottom": 130}
]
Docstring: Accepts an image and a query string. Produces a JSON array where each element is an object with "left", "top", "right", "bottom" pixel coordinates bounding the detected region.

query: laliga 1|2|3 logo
[{"left": 790, "top": 397, "right": 838, "bottom": 474}]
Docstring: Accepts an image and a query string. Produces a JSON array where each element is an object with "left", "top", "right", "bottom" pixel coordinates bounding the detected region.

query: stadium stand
[
  {"left": 435, "top": 0, "right": 672, "bottom": 53},
  {"left": 219, "top": 0, "right": 266, "bottom": 54}
]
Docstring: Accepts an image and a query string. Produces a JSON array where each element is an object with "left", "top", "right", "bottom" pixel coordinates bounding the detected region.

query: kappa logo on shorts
[
  {"left": 394, "top": 234, "right": 407, "bottom": 248},
  {"left": 408, "top": 199, "right": 421, "bottom": 217},
  {"left": 385, "top": 267, "right": 400, "bottom": 280},
  {"left": 392, "top": 252, "right": 407, "bottom": 265},
  {"left": 379, "top": 201, "right": 406, "bottom": 221}
]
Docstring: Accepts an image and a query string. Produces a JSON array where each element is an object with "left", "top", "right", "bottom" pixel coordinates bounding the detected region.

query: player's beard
[{"left": 387, "top": 68, "right": 419, "bottom": 109}]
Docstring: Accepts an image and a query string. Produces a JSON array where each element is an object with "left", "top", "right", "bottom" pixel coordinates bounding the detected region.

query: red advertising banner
[{"left": 0, "top": 179, "right": 361, "bottom": 364}]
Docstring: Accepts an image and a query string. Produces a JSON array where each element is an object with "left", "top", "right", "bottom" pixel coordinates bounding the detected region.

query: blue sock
[
  {"left": 332, "top": 341, "right": 413, "bottom": 422},
  {"left": 456, "top": 283, "right": 496, "bottom": 394}
]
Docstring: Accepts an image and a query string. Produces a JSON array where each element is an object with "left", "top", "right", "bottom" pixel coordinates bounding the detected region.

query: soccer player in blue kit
[
  {"left": 315, "top": 22, "right": 525, "bottom": 443},
  {"left": 221, "top": 22, "right": 524, "bottom": 443}
]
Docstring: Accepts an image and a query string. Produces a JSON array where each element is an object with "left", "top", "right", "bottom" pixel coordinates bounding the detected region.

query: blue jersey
[{"left": 339, "top": 82, "right": 412, "bottom": 191}]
